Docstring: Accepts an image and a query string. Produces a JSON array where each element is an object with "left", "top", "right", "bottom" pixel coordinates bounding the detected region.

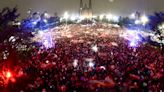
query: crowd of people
[{"left": 0, "top": 24, "right": 163, "bottom": 92}]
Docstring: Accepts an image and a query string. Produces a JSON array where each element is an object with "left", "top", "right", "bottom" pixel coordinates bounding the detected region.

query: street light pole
[
  {"left": 64, "top": 12, "right": 69, "bottom": 27},
  {"left": 140, "top": 15, "right": 149, "bottom": 31}
]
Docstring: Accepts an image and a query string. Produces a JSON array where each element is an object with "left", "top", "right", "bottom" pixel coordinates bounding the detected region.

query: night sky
[{"left": 0, "top": 0, "right": 164, "bottom": 18}]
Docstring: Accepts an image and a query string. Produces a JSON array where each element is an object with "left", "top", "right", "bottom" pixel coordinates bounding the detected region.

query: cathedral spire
[
  {"left": 80, "top": 0, "right": 83, "bottom": 10},
  {"left": 89, "top": 0, "right": 92, "bottom": 9},
  {"left": 80, "top": 0, "right": 83, "bottom": 15}
]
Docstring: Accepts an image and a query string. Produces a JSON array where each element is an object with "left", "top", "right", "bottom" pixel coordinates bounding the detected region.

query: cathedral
[{"left": 79, "top": 0, "right": 93, "bottom": 20}]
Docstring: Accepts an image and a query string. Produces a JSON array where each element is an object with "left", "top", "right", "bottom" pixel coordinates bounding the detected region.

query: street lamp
[
  {"left": 129, "top": 13, "right": 136, "bottom": 19},
  {"left": 64, "top": 12, "right": 69, "bottom": 26},
  {"left": 106, "top": 14, "right": 112, "bottom": 21},
  {"left": 140, "top": 15, "right": 149, "bottom": 25},
  {"left": 100, "top": 14, "right": 104, "bottom": 21}
]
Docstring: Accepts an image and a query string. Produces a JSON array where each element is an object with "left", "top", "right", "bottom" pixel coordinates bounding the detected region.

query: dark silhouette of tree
[
  {"left": 118, "top": 17, "right": 132, "bottom": 28},
  {"left": 0, "top": 7, "right": 20, "bottom": 27},
  {"left": 0, "top": 7, "right": 33, "bottom": 65},
  {"left": 148, "top": 12, "right": 164, "bottom": 31},
  {"left": 147, "top": 12, "right": 164, "bottom": 54},
  {"left": 21, "top": 11, "right": 60, "bottom": 31},
  {"left": 0, "top": 7, "right": 33, "bottom": 43}
]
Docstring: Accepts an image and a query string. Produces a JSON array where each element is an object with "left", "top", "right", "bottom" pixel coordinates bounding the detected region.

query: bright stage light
[
  {"left": 123, "top": 30, "right": 142, "bottom": 47},
  {"left": 129, "top": 40, "right": 138, "bottom": 47}
]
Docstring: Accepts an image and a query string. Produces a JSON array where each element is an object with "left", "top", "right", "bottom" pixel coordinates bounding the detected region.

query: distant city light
[
  {"left": 100, "top": 14, "right": 104, "bottom": 20},
  {"left": 112, "top": 15, "right": 119, "bottom": 22},
  {"left": 70, "top": 15, "right": 77, "bottom": 21},
  {"left": 135, "top": 20, "right": 141, "bottom": 24},
  {"left": 64, "top": 12, "right": 69, "bottom": 20},
  {"left": 140, "top": 15, "right": 149, "bottom": 25},
  {"left": 44, "top": 12, "right": 50, "bottom": 18},
  {"left": 130, "top": 13, "right": 136, "bottom": 19},
  {"left": 106, "top": 14, "right": 113, "bottom": 21},
  {"left": 106, "top": 14, "right": 119, "bottom": 22},
  {"left": 64, "top": 12, "right": 69, "bottom": 26},
  {"left": 92, "top": 15, "right": 97, "bottom": 19},
  {"left": 79, "top": 16, "right": 84, "bottom": 20}
]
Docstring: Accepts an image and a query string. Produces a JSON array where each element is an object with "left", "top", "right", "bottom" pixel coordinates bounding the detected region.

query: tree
[
  {"left": 148, "top": 12, "right": 164, "bottom": 31},
  {"left": 0, "top": 7, "right": 20, "bottom": 42},
  {"left": 148, "top": 12, "right": 164, "bottom": 54}
]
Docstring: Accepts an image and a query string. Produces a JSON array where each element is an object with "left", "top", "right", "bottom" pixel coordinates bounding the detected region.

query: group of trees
[
  {"left": 148, "top": 12, "right": 164, "bottom": 53},
  {"left": 0, "top": 7, "right": 20, "bottom": 42},
  {"left": 21, "top": 11, "right": 60, "bottom": 31},
  {"left": 0, "top": 7, "right": 33, "bottom": 62}
]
